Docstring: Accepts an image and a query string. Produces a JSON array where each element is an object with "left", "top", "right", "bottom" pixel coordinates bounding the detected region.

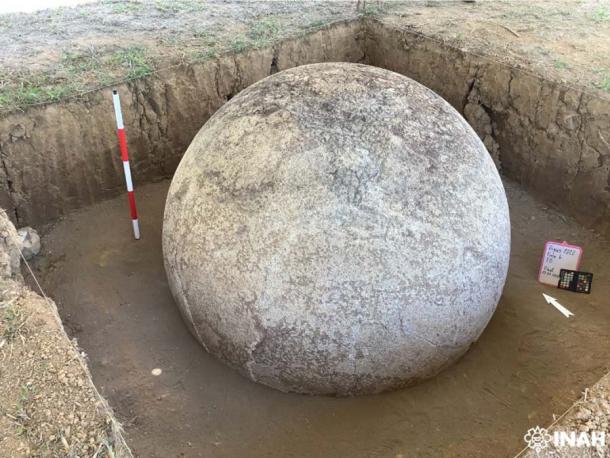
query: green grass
[
  {"left": 228, "top": 35, "right": 250, "bottom": 53},
  {"left": 305, "top": 19, "right": 327, "bottom": 29},
  {"left": 2, "top": 303, "right": 25, "bottom": 341},
  {"left": 109, "top": 1, "right": 144, "bottom": 14},
  {"left": 192, "top": 30, "right": 217, "bottom": 46},
  {"left": 192, "top": 30, "right": 209, "bottom": 39},
  {"left": 193, "top": 48, "right": 217, "bottom": 61},
  {"left": 248, "top": 17, "right": 280, "bottom": 44},
  {"left": 110, "top": 46, "right": 152, "bottom": 79},
  {"left": 225, "top": 17, "right": 286, "bottom": 51},
  {"left": 0, "top": 45, "right": 154, "bottom": 111},
  {"left": 194, "top": 18, "right": 285, "bottom": 60},
  {"left": 154, "top": 0, "right": 206, "bottom": 14},
  {"left": 596, "top": 75, "right": 610, "bottom": 92},
  {"left": 553, "top": 58, "right": 570, "bottom": 70},
  {"left": 19, "top": 384, "right": 33, "bottom": 405},
  {"left": 7, "top": 384, "right": 35, "bottom": 438},
  {"left": 592, "top": 6, "right": 610, "bottom": 22},
  {"left": 360, "top": 2, "right": 386, "bottom": 17},
  {"left": 61, "top": 49, "right": 103, "bottom": 74}
]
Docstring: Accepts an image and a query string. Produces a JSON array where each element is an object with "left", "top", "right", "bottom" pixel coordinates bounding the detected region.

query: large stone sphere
[{"left": 163, "top": 63, "right": 510, "bottom": 395}]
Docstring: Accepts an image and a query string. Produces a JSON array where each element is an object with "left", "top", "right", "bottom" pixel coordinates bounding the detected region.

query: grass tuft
[
  {"left": 109, "top": 1, "right": 143, "bottom": 15},
  {"left": 553, "top": 58, "right": 570, "bottom": 70},
  {"left": 228, "top": 35, "right": 250, "bottom": 53},
  {"left": 61, "top": 48, "right": 103, "bottom": 74},
  {"left": 359, "top": 2, "right": 386, "bottom": 17},
  {"left": 591, "top": 6, "right": 610, "bottom": 22},
  {"left": 154, "top": 0, "right": 206, "bottom": 14},
  {"left": 111, "top": 47, "right": 152, "bottom": 79},
  {"left": 305, "top": 19, "right": 326, "bottom": 29},
  {"left": 596, "top": 75, "right": 610, "bottom": 92},
  {"left": 192, "top": 30, "right": 217, "bottom": 46},
  {"left": 193, "top": 49, "right": 217, "bottom": 61},
  {"left": 2, "top": 302, "right": 26, "bottom": 341},
  {"left": 248, "top": 17, "right": 280, "bottom": 44}
]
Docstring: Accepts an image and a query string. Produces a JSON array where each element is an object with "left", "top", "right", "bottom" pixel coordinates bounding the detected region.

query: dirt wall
[
  {"left": 0, "top": 20, "right": 363, "bottom": 227},
  {"left": 365, "top": 19, "right": 610, "bottom": 238},
  {"left": 0, "top": 18, "right": 608, "bottom": 239}
]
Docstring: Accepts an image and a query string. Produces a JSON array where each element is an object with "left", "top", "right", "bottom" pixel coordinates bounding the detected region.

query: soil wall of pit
[
  {"left": 365, "top": 20, "right": 610, "bottom": 238},
  {"left": 0, "top": 18, "right": 609, "bottom": 238},
  {"left": 0, "top": 21, "right": 364, "bottom": 227}
]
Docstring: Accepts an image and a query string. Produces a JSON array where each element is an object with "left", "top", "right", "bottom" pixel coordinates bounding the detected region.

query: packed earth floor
[{"left": 30, "top": 178, "right": 610, "bottom": 458}]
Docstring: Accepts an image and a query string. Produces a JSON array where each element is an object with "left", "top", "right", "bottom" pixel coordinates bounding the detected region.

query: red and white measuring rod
[{"left": 112, "top": 89, "right": 140, "bottom": 240}]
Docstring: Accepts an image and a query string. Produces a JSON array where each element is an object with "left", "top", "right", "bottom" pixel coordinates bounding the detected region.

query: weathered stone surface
[{"left": 163, "top": 63, "right": 511, "bottom": 395}]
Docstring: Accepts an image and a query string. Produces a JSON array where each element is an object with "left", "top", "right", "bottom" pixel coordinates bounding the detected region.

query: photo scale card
[{"left": 538, "top": 241, "right": 582, "bottom": 286}]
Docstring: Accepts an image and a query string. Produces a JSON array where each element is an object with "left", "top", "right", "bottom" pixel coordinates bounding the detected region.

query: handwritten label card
[{"left": 538, "top": 241, "right": 583, "bottom": 286}]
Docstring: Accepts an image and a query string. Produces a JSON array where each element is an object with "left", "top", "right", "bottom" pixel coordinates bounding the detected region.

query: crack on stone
[{"left": 399, "top": 315, "right": 438, "bottom": 348}]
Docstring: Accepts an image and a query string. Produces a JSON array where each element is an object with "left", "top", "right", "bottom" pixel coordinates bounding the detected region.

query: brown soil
[
  {"left": 0, "top": 279, "right": 130, "bottom": 457},
  {"left": 31, "top": 178, "right": 610, "bottom": 457},
  {"left": 1, "top": 0, "right": 608, "bottom": 113},
  {"left": 524, "top": 371, "right": 610, "bottom": 457},
  {"left": 0, "top": 0, "right": 359, "bottom": 113},
  {"left": 383, "top": 0, "right": 610, "bottom": 93}
]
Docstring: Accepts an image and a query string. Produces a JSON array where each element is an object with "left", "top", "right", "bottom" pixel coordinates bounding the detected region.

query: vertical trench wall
[
  {"left": 0, "top": 18, "right": 608, "bottom": 239},
  {"left": 0, "top": 21, "right": 364, "bottom": 227},
  {"left": 365, "top": 20, "right": 610, "bottom": 237}
]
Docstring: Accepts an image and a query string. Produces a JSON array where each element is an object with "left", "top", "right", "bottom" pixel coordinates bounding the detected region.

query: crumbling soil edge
[{"left": 0, "top": 210, "right": 132, "bottom": 457}]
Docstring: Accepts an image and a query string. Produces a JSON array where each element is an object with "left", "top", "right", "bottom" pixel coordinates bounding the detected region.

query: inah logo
[
  {"left": 523, "top": 425, "right": 606, "bottom": 454},
  {"left": 524, "top": 426, "right": 552, "bottom": 454},
  {"left": 555, "top": 430, "right": 606, "bottom": 448}
]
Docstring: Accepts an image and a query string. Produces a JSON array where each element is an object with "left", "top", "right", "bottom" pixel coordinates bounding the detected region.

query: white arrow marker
[{"left": 542, "top": 293, "right": 574, "bottom": 318}]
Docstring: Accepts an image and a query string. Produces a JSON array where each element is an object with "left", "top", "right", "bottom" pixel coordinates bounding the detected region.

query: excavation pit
[
  {"left": 3, "top": 6, "right": 609, "bottom": 456},
  {"left": 31, "top": 178, "right": 610, "bottom": 457}
]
